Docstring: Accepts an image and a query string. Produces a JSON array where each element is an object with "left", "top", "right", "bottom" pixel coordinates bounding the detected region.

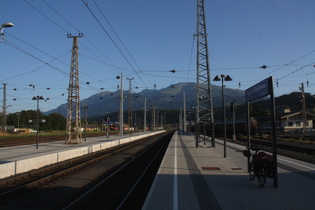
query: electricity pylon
[
  {"left": 195, "top": 0, "right": 215, "bottom": 147},
  {"left": 66, "top": 33, "right": 83, "bottom": 144}
]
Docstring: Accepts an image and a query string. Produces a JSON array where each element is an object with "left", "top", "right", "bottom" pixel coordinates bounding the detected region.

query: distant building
[
  {"left": 84, "top": 124, "right": 100, "bottom": 131},
  {"left": 259, "top": 111, "right": 315, "bottom": 133},
  {"left": 220, "top": 109, "right": 315, "bottom": 135},
  {"left": 6, "top": 126, "right": 17, "bottom": 133}
]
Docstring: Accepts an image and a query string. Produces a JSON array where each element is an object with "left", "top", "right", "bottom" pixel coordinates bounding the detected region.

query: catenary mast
[
  {"left": 127, "top": 77, "right": 134, "bottom": 130},
  {"left": 195, "top": 0, "right": 215, "bottom": 147},
  {"left": 66, "top": 33, "right": 83, "bottom": 144}
]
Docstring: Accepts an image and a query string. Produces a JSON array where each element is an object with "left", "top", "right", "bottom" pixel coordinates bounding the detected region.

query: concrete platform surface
[
  {"left": 0, "top": 131, "right": 165, "bottom": 179},
  {"left": 143, "top": 131, "right": 315, "bottom": 210}
]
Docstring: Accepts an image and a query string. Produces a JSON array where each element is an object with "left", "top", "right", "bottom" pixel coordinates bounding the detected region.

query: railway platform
[
  {"left": 0, "top": 131, "right": 165, "bottom": 179},
  {"left": 143, "top": 131, "right": 315, "bottom": 210}
]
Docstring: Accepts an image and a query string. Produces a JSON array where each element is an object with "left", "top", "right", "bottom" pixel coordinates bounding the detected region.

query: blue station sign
[{"left": 245, "top": 78, "right": 270, "bottom": 102}]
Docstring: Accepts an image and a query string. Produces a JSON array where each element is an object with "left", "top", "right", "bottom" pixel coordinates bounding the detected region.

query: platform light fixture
[
  {"left": 0, "top": 22, "right": 14, "bottom": 40},
  {"left": 213, "top": 74, "right": 232, "bottom": 158},
  {"left": 32, "top": 96, "right": 44, "bottom": 149}
]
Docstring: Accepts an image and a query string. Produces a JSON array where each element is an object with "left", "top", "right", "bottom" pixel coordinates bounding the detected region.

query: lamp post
[
  {"left": 116, "top": 73, "right": 123, "bottom": 137},
  {"left": 105, "top": 112, "right": 110, "bottom": 138},
  {"left": 153, "top": 106, "right": 156, "bottom": 131},
  {"left": 0, "top": 22, "right": 14, "bottom": 40},
  {"left": 144, "top": 98, "right": 147, "bottom": 133},
  {"left": 213, "top": 74, "right": 232, "bottom": 158},
  {"left": 191, "top": 106, "right": 197, "bottom": 141},
  {"left": 32, "top": 96, "right": 44, "bottom": 149},
  {"left": 231, "top": 102, "right": 236, "bottom": 141},
  {"left": 16, "top": 112, "right": 21, "bottom": 134},
  {"left": 82, "top": 105, "right": 88, "bottom": 142}
]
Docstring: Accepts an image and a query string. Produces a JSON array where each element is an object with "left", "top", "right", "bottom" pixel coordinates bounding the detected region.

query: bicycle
[{"left": 243, "top": 146, "right": 274, "bottom": 187}]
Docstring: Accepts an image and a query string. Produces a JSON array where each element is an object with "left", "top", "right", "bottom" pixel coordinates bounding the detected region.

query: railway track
[
  {"left": 0, "top": 131, "right": 174, "bottom": 209},
  {"left": 229, "top": 137, "right": 315, "bottom": 164},
  {"left": 63, "top": 130, "right": 174, "bottom": 209}
]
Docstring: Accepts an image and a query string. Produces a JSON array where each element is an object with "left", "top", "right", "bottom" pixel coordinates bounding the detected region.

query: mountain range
[{"left": 46, "top": 82, "right": 245, "bottom": 117}]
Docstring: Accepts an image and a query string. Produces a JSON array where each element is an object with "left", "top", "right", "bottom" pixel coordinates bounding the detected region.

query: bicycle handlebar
[{"left": 250, "top": 145, "right": 261, "bottom": 151}]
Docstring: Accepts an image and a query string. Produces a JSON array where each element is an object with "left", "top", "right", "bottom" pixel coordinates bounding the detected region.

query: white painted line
[
  {"left": 173, "top": 132, "right": 178, "bottom": 210},
  {"left": 278, "top": 157, "right": 315, "bottom": 171}
]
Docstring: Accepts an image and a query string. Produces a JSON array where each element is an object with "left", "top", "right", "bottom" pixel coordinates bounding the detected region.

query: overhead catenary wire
[
  {"left": 18, "top": 0, "right": 315, "bottom": 96},
  {"left": 41, "top": 0, "right": 120, "bottom": 72},
  {"left": 2, "top": 40, "right": 104, "bottom": 98},
  {"left": 25, "top": 0, "right": 123, "bottom": 88},
  {"left": 4, "top": 1, "right": 315, "bottom": 114},
  {"left": 81, "top": 0, "right": 150, "bottom": 89},
  {"left": 181, "top": 27, "right": 197, "bottom": 103},
  {"left": 230, "top": 51, "right": 315, "bottom": 103},
  {"left": 277, "top": 61, "right": 315, "bottom": 81},
  {"left": 241, "top": 49, "right": 315, "bottom": 88},
  {"left": 4, "top": 32, "right": 121, "bottom": 94},
  {"left": 3, "top": 40, "right": 69, "bottom": 77},
  {"left": 92, "top": 0, "right": 142, "bottom": 72},
  {"left": 91, "top": 0, "right": 160, "bottom": 92},
  {"left": 6, "top": 32, "right": 70, "bottom": 68},
  {"left": 42, "top": 0, "right": 80, "bottom": 33},
  {"left": 24, "top": 0, "right": 68, "bottom": 33},
  {"left": 79, "top": 53, "right": 131, "bottom": 72},
  {"left": 5, "top": 29, "right": 315, "bottom": 107},
  {"left": 81, "top": 37, "right": 120, "bottom": 72},
  {"left": 82, "top": 1, "right": 160, "bottom": 93}
]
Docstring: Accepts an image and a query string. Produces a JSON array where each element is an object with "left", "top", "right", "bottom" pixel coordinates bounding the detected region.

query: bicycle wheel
[
  {"left": 258, "top": 166, "right": 266, "bottom": 187},
  {"left": 249, "top": 161, "right": 255, "bottom": 180}
]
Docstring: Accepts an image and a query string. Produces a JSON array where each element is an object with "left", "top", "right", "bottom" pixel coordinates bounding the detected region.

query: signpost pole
[
  {"left": 269, "top": 76, "right": 278, "bottom": 188},
  {"left": 246, "top": 101, "right": 250, "bottom": 171}
]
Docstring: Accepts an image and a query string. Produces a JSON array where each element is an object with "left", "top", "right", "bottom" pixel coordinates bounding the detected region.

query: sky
[{"left": 1, "top": 0, "right": 315, "bottom": 114}]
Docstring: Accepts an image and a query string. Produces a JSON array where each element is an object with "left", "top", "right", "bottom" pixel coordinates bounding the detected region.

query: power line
[
  {"left": 90, "top": 0, "right": 157, "bottom": 91},
  {"left": 182, "top": 28, "right": 197, "bottom": 96},
  {"left": 277, "top": 61, "right": 315, "bottom": 81},
  {"left": 242, "top": 49, "right": 315, "bottom": 88},
  {"left": 4, "top": 34, "right": 115, "bottom": 94},
  {"left": 142, "top": 72, "right": 195, "bottom": 81},
  {"left": 24, "top": 0, "right": 68, "bottom": 33},
  {"left": 82, "top": 36, "right": 120, "bottom": 71},
  {"left": 81, "top": 0, "right": 150, "bottom": 90},
  {"left": 37, "top": 0, "right": 121, "bottom": 76},
  {"left": 92, "top": 0, "right": 142, "bottom": 71},
  {"left": 23, "top": 1, "right": 122, "bottom": 93},
  {"left": 7, "top": 32, "right": 71, "bottom": 68},
  {"left": 79, "top": 53, "right": 130, "bottom": 72},
  {"left": 81, "top": 1, "right": 135, "bottom": 70},
  {"left": 42, "top": 0, "right": 80, "bottom": 32},
  {"left": 3, "top": 40, "right": 69, "bottom": 77}
]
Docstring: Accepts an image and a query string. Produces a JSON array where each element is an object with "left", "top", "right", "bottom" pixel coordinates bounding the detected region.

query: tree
[
  {"left": 7, "top": 110, "right": 37, "bottom": 129},
  {"left": 42, "top": 113, "right": 66, "bottom": 131},
  {"left": 6, "top": 110, "right": 66, "bottom": 131}
]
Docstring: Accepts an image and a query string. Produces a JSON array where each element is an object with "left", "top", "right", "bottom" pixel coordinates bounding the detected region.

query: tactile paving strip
[{"left": 178, "top": 135, "right": 222, "bottom": 210}]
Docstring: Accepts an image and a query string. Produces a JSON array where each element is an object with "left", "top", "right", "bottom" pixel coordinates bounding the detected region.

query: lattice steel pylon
[
  {"left": 195, "top": 0, "right": 215, "bottom": 148},
  {"left": 66, "top": 33, "right": 83, "bottom": 144}
]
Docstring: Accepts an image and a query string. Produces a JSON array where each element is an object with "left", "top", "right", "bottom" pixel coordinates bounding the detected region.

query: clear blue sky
[{"left": 1, "top": 0, "right": 315, "bottom": 114}]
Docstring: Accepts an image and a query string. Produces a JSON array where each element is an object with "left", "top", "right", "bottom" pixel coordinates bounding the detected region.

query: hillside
[{"left": 46, "top": 82, "right": 245, "bottom": 117}]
